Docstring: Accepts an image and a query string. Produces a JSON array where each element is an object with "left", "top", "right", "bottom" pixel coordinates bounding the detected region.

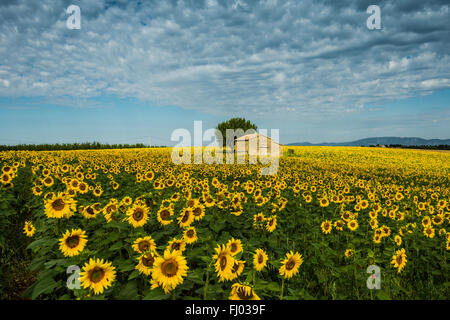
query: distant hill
[{"left": 287, "top": 137, "right": 450, "bottom": 147}]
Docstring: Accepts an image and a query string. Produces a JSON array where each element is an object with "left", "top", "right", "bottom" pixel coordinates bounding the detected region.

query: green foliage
[
  {"left": 215, "top": 118, "right": 258, "bottom": 148},
  {"left": 0, "top": 142, "right": 167, "bottom": 152}
]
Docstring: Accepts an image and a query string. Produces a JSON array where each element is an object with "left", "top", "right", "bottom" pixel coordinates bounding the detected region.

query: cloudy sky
[{"left": 0, "top": 0, "right": 449, "bottom": 145}]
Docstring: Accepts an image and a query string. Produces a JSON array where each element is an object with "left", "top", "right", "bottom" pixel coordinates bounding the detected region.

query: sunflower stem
[
  {"left": 203, "top": 265, "right": 211, "bottom": 300},
  {"left": 280, "top": 278, "right": 285, "bottom": 300}
]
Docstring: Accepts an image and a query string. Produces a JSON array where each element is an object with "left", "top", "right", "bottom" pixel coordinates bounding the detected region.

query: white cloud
[{"left": 0, "top": 0, "right": 448, "bottom": 119}]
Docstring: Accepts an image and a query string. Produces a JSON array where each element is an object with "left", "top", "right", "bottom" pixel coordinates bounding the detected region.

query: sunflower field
[{"left": 0, "top": 147, "right": 449, "bottom": 300}]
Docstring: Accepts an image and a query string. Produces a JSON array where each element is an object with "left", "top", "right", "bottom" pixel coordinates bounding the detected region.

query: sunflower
[
  {"left": 44, "top": 192, "right": 76, "bottom": 218},
  {"left": 423, "top": 226, "right": 435, "bottom": 238},
  {"left": 347, "top": 219, "right": 358, "bottom": 231},
  {"left": 132, "top": 236, "right": 156, "bottom": 254},
  {"left": 151, "top": 249, "right": 188, "bottom": 293},
  {"left": 213, "top": 244, "right": 235, "bottom": 282},
  {"left": 394, "top": 235, "right": 402, "bottom": 246},
  {"left": 266, "top": 215, "right": 277, "bottom": 232},
  {"left": 359, "top": 199, "right": 369, "bottom": 210},
  {"left": 157, "top": 207, "right": 174, "bottom": 226},
  {"left": 42, "top": 176, "right": 54, "bottom": 187},
  {"left": 344, "top": 249, "right": 354, "bottom": 258},
  {"left": 369, "top": 218, "right": 378, "bottom": 229},
  {"left": 304, "top": 195, "right": 312, "bottom": 203},
  {"left": 253, "top": 249, "right": 268, "bottom": 271},
  {"left": 380, "top": 225, "right": 391, "bottom": 237},
  {"left": 32, "top": 186, "right": 43, "bottom": 196},
  {"left": 93, "top": 187, "right": 103, "bottom": 197},
  {"left": 203, "top": 195, "right": 215, "bottom": 207},
  {"left": 320, "top": 197, "right": 329, "bottom": 207},
  {"left": 321, "top": 220, "right": 332, "bottom": 234},
  {"left": 59, "top": 229, "right": 88, "bottom": 257},
  {"left": 167, "top": 238, "right": 186, "bottom": 253},
  {"left": 136, "top": 251, "right": 159, "bottom": 276},
  {"left": 229, "top": 260, "right": 245, "bottom": 280},
  {"left": 373, "top": 234, "right": 382, "bottom": 244},
  {"left": 121, "top": 196, "right": 133, "bottom": 206},
  {"left": 227, "top": 238, "right": 243, "bottom": 256},
  {"left": 334, "top": 220, "right": 344, "bottom": 231},
  {"left": 78, "top": 182, "right": 89, "bottom": 194},
  {"left": 191, "top": 204, "right": 205, "bottom": 221},
  {"left": 432, "top": 214, "right": 444, "bottom": 226},
  {"left": 177, "top": 208, "right": 194, "bottom": 228},
  {"left": 144, "top": 170, "right": 155, "bottom": 181},
  {"left": 103, "top": 202, "right": 120, "bottom": 223},
  {"left": 279, "top": 251, "right": 303, "bottom": 279},
  {"left": 127, "top": 203, "right": 149, "bottom": 228},
  {"left": 23, "top": 221, "right": 35, "bottom": 237},
  {"left": 171, "top": 192, "right": 181, "bottom": 202},
  {"left": 253, "top": 212, "right": 266, "bottom": 223},
  {"left": 69, "top": 179, "right": 80, "bottom": 190},
  {"left": 183, "top": 227, "right": 198, "bottom": 244},
  {"left": 229, "top": 283, "right": 260, "bottom": 300},
  {"left": 186, "top": 198, "right": 199, "bottom": 208},
  {"left": 82, "top": 205, "right": 100, "bottom": 219},
  {"left": 390, "top": 248, "right": 407, "bottom": 273},
  {"left": 422, "top": 216, "right": 431, "bottom": 227},
  {"left": 80, "top": 258, "right": 116, "bottom": 295}
]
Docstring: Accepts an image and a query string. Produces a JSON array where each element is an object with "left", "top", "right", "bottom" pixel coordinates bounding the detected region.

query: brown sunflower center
[
  {"left": 193, "top": 207, "right": 202, "bottom": 216},
  {"left": 171, "top": 242, "right": 181, "bottom": 250},
  {"left": 181, "top": 212, "right": 190, "bottom": 223},
  {"left": 142, "top": 254, "right": 155, "bottom": 267},
  {"left": 285, "top": 258, "right": 296, "bottom": 271},
  {"left": 258, "top": 254, "right": 264, "bottom": 264},
  {"left": 219, "top": 256, "right": 228, "bottom": 270},
  {"left": 133, "top": 208, "right": 144, "bottom": 221},
  {"left": 161, "top": 259, "right": 178, "bottom": 277},
  {"left": 230, "top": 243, "right": 238, "bottom": 253},
  {"left": 51, "top": 198, "right": 66, "bottom": 211},
  {"left": 160, "top": 209, "right": 170, "bottom": 219},
  {"left": 65, "top": 235, "right": 80, "bottom": 248},
  {"left": 396, "top": 256, "right": 403, "bottom": 265},
  {"left": 89, "top": 267, "right": 106, "bottom": 283},
  {"left": 186, "top": 230, "right": 194, "bottom": 238},
  {"left": 138, "top": 240, "right": 150, "bottom": 252},
  {"left": 236, "top": 287, "right": 253, "bottom": 300}
]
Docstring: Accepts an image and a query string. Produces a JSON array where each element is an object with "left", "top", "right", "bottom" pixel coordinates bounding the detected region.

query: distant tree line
[
  {"left": 0, "top": 142, "right": 167, "bottom": 151},
  {"left": 386, "top": 144, "right": 450, "bottom": 150}
]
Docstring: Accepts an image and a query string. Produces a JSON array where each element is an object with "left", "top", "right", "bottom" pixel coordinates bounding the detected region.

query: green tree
[{"left": 215, "top": 118, "right": 258, "bottom": 148}]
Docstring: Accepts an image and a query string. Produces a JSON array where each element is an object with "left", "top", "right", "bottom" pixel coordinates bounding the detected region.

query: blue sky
[{"left": 0, "top": 0, "right": 449, "bottom": 145}]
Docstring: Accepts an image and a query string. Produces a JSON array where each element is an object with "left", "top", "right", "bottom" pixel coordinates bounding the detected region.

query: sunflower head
[
  {"left": 132, "top": 236, "right": 156, "bottom": 254},
  {"left": 183, "top": 227, "right": 198, "bottom": 244},
  {"left": 23, "top": 221, "right": 36, "bottom": 237},
  {"left": 59, "top": 229, "right": 88, "bottom": 257},
  {"left": 151, "top": 249, "right": 188, "bottom": 293},
  {"left": 253, "top": 249, "right": 268, "bottom": 271},
  {"left": 227, "top": 238, "right": 243, "bottom": 256},
  {"left": 229, "top": 283, "right": 260, "bottom": 300},
  {"left": 127, "top": 204, "right": 149, "bottom": 228},
  {"left": 80, "top": 258, "right": 116, "bottom": 295},
  {"left": 279, "top": 251, "right": 303, "bottom": 279}
]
